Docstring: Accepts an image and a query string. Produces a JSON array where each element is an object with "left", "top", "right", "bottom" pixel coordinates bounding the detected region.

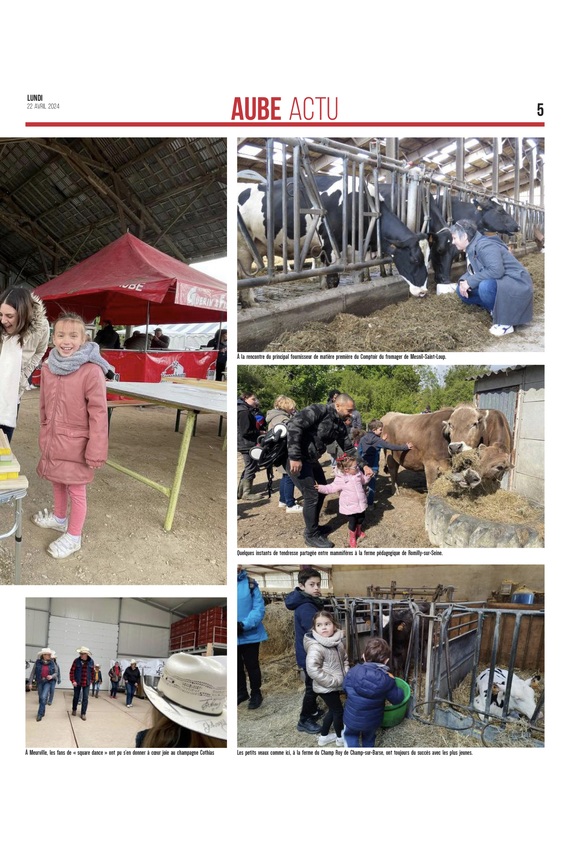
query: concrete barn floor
[{"left": 26, "top": 688, "right": 151, "bottom": 749}]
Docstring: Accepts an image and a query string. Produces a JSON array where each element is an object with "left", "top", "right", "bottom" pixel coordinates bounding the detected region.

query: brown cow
[
  {"left": 381, "top": 405, "right": 513, "bottom": 493},
  {"left": 380, "top": 409, "right": 455, "bottom": 491},
  {"left": 442, "top": 404, "right": 513, "bottom": 486}
]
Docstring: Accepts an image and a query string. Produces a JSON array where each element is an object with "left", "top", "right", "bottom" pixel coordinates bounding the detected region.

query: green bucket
[{"left": 382, "top": 677, "right": 411, "bottom": 728}]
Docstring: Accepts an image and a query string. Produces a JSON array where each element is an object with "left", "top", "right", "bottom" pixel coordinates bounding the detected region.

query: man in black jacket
[
  {"left": 123, "top": 660, "right": 141, "bottom": 708},
  {"left": 286, "top": 393, "right": 372, "bottom": 548}
]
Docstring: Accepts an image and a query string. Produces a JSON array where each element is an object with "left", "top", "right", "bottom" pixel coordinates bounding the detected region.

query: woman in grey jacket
[
  {"left": 0, "top": 288, "right": 49, "bottom": 441},
  {"left": 451, "top": 219, "right": 533, "bottom": 337}
]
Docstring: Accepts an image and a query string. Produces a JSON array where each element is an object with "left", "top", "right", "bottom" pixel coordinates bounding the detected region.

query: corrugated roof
[{"left": 0, "top": 137, "right": 226, "bottom": 289}]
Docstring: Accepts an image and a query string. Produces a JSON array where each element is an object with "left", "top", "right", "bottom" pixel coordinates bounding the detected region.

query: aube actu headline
[{"left": 230, "top": 97, "right": 339, "bottom": 121}]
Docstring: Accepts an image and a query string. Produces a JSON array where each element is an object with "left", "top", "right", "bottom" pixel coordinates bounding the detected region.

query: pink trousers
[{"left": 52, "top": 482, "right": 88, "bottom": 537}]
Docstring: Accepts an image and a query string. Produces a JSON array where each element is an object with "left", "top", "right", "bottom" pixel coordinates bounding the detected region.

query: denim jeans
[
  {"left": 72, "top": 685, "right": 89, "bottom": 715},
  {"left": 344, "top": 727, "right": 377, "bottom": 748},
  {"left": 48, "top": 679, "right": 57, "bottom": 705},
  {"left": 110, "top": 681, "right": 119, "bottom": 697},
  {"left": 37, "top": 681, "right": 51, "bottom": 718},
  {"left": 91, "top": 681, "right": 101, "bottom": 696},
  {"left": 456, "top": 279, "right": 497, "bottom": 314},
  {"left": 126, "top": 683, "right": 137, "bottom": 705},
  {"left": 278, "top": 473, "right": 296, "bottom": 507}
]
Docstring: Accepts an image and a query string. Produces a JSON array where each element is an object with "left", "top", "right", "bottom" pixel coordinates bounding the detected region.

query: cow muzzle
[{"left": 448, "top": 442, "right": 471, "bottom": 455}]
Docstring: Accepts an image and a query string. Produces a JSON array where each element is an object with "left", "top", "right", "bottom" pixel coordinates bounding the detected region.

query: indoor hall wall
[{"left": 332, "top": 564, "right": 544, "bottom": 602}]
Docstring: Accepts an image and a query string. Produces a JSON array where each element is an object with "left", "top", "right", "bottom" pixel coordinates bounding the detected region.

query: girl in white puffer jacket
[{"left": 303, "top": 611, "right": 349, "bottom": 747}]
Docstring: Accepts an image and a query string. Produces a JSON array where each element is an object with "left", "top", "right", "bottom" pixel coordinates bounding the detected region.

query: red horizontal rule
[{"left": 25, "top": 121, "right": 546, "bottom": 128}]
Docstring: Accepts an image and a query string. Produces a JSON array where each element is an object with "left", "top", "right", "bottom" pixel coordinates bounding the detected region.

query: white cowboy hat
[
  {"left": 38, "top": 648, "right": 52, "bottom": 657},
  {"left": 130, "top": 659, "right": 137, "bottom": 665},
  {"left": 76, "top": 646, "right": 92, "bottom": 655},
  {"left": 143, "top": 654, "right": 227, "bottom": 739}
]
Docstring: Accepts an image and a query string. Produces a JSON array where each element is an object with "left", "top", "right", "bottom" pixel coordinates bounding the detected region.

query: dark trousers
[
  {"left": 239, "top": 451, "right": 258, "bottom": 482},
  {"left": 300, "top": 670, "right": 319, "bottom": 721},
  {"left": 344, "top": 727, "right": 377, "bottom": 748},
  {"left": 286, "top": 460, "right": 327, "bottom": 537},
  {"left": 348, "top": 512, "right": 366, "bottom": 531},
  {"left": 72, "top": 685, "right": 89, "bottom": 715},
  {"left": 238, "top": 642, "right": 261, "bottom": 695},
  {"left": 320, "top": 691, "right": 344, "bottom": 737}
]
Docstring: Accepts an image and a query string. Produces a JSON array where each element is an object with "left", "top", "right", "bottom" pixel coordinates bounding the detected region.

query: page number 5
[{"left": 537, "top": 103, "right": 544, "bottom": 116}]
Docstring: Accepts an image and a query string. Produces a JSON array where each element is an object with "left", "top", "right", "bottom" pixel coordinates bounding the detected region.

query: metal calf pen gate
[
  {"left": 238, "top": 137, "right": 545, "bottom": 297},
  {"left": 331, "top": 598, "right": 545, "bottom": 746}
]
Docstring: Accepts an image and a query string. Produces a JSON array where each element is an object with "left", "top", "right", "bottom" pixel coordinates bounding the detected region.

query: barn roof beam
[{"left": 40, "top": 139, "right": 188, "bottom": 263}]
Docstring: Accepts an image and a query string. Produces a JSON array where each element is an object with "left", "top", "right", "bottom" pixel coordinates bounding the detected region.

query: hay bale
[{"left": 260, "top": 602, "right": 295, "bottom": 660}]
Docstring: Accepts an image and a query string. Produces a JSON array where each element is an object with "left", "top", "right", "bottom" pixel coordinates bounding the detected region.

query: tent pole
[{"left": 144, "top": 301, "right": 150, "bottom": 352}]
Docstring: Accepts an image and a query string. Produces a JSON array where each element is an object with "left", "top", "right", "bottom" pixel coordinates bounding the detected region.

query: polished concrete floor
[{"left": 26, "top": 688, "right": 152, "bottom": 749}]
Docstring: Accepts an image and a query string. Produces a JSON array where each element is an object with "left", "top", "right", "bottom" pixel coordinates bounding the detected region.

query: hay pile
[
  {"left": 261, "top": 602, "right": 295, "bottom": 660},
  {"left": 431, "top": 475, "right": 543, "bottom": 533},
  {"left": 265, "top": 251, "right": 544, "bottom": 353}
]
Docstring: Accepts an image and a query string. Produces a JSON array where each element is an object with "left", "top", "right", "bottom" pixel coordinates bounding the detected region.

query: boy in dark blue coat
[
  {"left": 285, "top": 567, "right": 324, "bottom": 734},
  {"left": 358, "top": 420, "right": 413, "bottom": 507},
  {"left": 343, "top": 637, "right": 404, "bottom": 747}
]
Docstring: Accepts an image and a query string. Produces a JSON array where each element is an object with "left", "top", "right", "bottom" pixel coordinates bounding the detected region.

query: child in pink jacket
[
  {"left": 315, "top": 453, "right": 371, "bottom": 548},
  {"left": 33, "top": 313, "right": 114, "bottom": 559}
]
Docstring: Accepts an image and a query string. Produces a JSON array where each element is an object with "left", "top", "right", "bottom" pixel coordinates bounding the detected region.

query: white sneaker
[
  {"left": 32, "top": 509, "right": 68, "bottom": 532},
  {"left": 317, "top": 733, "right": 337, "bottom": 746},
  {"left": 278, "top": 501, "right": 287, "bottom": 508},
  {"left": 336, "top": 736, "right": 346, "bottom": 747},
  {"left": 286, "top": 504, "right": 303, "bottom": 513},
  {"left": 489, "top": 324, "right": 514, "bottom": 337},
  {"left": 47, "top": 533, "right": 82, "bottom": 559}
]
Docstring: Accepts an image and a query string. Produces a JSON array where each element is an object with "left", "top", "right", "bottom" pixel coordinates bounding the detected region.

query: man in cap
[
  {"left": 69, "top": 646, "right": 95, "bottom": 720},
  {"left": 123, "top": 659, "right": 141, "bottom": 707}
]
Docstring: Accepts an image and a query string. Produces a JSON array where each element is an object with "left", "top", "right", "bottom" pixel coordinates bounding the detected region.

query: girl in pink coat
[
  {"left": 315, "top": 453, "right": 371, "bottom": 548},
  {"left": 33, "top": 313, "right": 114, "bottom": 559}
]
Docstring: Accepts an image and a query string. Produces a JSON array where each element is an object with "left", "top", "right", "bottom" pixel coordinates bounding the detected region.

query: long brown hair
[
  {"left": 0, "top": 287, "right": 34, "bottom": 345},
  {"left": 141, "top": 708, "right": 227, "bottom": 749}
]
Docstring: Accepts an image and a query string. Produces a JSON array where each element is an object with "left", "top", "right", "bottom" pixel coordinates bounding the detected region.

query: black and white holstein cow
[
  {"left": 379, "top": 186, "right": 457, "bottom": 285},
  {"left": 474, "top": 667, "right": 542, "bottom": 721},
  {"left": 451, "top": 197, "right": 520, "bottom": 234},
  {"left": 238, "top": 175, "right": 430, "bottom": 307}
]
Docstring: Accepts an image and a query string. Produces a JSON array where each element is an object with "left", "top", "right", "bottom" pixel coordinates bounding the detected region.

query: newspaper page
[{"left": 1, "top": 0, "right": 562, "bottom": 826}]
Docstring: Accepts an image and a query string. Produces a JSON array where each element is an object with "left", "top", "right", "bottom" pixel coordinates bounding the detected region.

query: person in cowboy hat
[
  {"left": 136, "top": 653, "right": 227, "bottom": 748},
  {"left": 47, "top": 650, "right": 61, "bottom": 706},
  {"left": 123, "top": 659, "right": 141, "bottom": 707},
  {"left": 69, "top": 646, "right": 95, "bottom": 720},
  {"left": 31, "top": 648, "right": 57, "bottom": 722},
  {"left": 91, "top": 663, "right": 103, "bottom": 697}
]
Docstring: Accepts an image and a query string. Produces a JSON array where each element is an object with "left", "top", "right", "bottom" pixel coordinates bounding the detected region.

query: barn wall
[
  {"left": 25, "top": 599, "right": 174, "bottom": 678},
  {"left": 331, "top": 564, "right": 544, "bottom": 603},
  {"left": 475, "top": 365, "right": 544, "bottom": 503}
]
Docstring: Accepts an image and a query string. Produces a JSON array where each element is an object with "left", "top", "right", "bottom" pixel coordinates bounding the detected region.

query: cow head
[
  {"left": 388, "top": 234, "right": 429, "bottom": 297},
  {"left": 428, "top": 230, "right": 458, "bottom": 284},
  {"left": 443, "top": 405, "right": 488, "bottom": 454},
  {"left": 476, "top": 443, "right": 513, "bottom": 483},
  {"left": 473, "top": 197, "right": 520, "bottom": 234}
]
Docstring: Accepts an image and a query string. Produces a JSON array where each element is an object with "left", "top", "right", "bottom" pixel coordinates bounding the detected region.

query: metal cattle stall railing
[
  {"left": 237, "top": 137, "right": 545, "bottom": 299},
  {"left": 418, "top": 604, "right": 545, "bottom": 745},
  {"left": 330, "top": 598, "right": 544, "bottom": 746},
  {"left": 329, "top": 597, "right": 438, "bottom": 702}
]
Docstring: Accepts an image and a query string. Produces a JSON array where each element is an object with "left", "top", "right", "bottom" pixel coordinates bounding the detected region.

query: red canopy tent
[{"left": 35, "top": 232, "right": 227, "bottom": 325}]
